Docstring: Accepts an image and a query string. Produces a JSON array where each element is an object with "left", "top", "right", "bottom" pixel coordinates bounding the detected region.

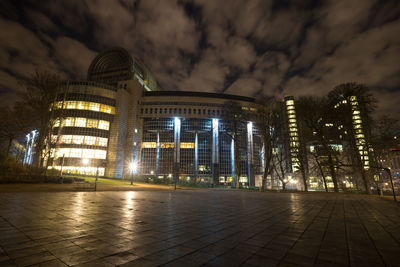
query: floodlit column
[
  {"left": 156, "top": 131, "right": 160, "bottom": 177},
  {"left": 174, "top": 118, "right": 181, "bottom": 182},
  {"left": 212, "top": 119, "right": 220, "bottom": 185},
  {"left": 247, "top": 121, "right": 254, "bottom": 186},
  {"left": 195, "top": 132, "right": 198, "bottom": 184},
  {"left": 231, "top": 138, "right": 235, "bottom": 187}
]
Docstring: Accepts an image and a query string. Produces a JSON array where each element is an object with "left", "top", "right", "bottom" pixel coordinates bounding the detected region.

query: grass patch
[
  {"left": 65, "top": 175, "right": 134, "bottom": 186},
  {"left": 83, "top": 177, "right": 133, "bottom": 185}
]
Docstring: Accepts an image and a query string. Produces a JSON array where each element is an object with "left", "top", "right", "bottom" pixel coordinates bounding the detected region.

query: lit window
[
  {"left": 94, "top": 150, "right": 107, "bottom": 159},
  {"left": 286, "top": 100, "right": 294, "bottom": 106},
  {"left": 180, "top": 143, "right": 195, "bottom": 149},
  {"left": 82, "top": 149, "right": 95, "bottom": 158},
  {"left": 61, "top": 135, "right": 72, "bottom": 144},
  {"left": 70, "top": 148, "right": 82, "bottom": 158},
  {"left": 84, "top": 136, "right": 96, "bottom": 145},
  {"left": 98, "top": 120, "right": 110, "bottom": 130},
  {"left": 142, "top": 142, "right": 157, "bottom": 148},
  {"left": 66, "top": 101, "right": 76, "bottom": 109},
  {"left": 72, "top": 135, "right": 84, "bottom": 144},
  {"left": 89, "top": 103, "right": 100, "bottom": 112},
  {"left": 87, "top": 119, "right": 98, "bottom": 128},
  {"left": 98, "top": 137, "right": 108, "bottom": 147},
  {"left": 65, "top": 118, "right": 75, "bottom": 127},
  {"left": 160, "top": 142, "right": 174, "bottom": 148},
  {"left": 75, "top": 118, "right": 87, "bottom": 127}
]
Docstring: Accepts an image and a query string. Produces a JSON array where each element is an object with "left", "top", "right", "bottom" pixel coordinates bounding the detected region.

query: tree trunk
[
  {"left": 315, "top": 156, "right": 328, "bottom": 192},
  {"left": 5, "top": 136, "right": 13, "bottom": 158},
  {"left": 300, "top": 166, "right": 308, "bottom": 192}
]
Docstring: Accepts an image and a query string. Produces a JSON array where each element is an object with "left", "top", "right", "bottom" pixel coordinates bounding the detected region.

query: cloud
[
  {"left": 0, "top": 17, "right": 60, "bottom": 79},
  {"left": 52, "top": 37, "right": 97, "bottom": 79},
  {"left": 0, "top": 0, "right": 398, "bottom": 118}
]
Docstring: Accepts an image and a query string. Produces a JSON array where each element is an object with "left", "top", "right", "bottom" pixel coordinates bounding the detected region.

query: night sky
[{"left": 0, "top": 0, "right": 399, "bottom": 117}]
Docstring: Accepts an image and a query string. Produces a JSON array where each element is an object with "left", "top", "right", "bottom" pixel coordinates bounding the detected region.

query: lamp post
[
  {"left": 82, "top": 158, "right": 93, "bottom": 190},
  {"left": 60, "top": 154, "right": 65, "bottom": 184},
  {"left": 384, "top": 167, "right": 396, "bottom": 202},
  {"left": 129, "top": 161, "right": 138, "bottom": 185}
]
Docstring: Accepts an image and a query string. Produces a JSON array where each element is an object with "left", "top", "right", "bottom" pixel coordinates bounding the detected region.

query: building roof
[{"left": 143, "top": 91, "right": 255, "bottom": 103}]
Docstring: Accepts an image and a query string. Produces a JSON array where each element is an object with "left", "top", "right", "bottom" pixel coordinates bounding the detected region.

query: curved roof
[
  {"left": 87, "top": 47, "right": 133, "bottom": 84},
  {"left": 143, "top": 91, "right": 255, "bottom": 103},
  {"left": 87, "top": 47, "right": 160, "bottom": 90}
]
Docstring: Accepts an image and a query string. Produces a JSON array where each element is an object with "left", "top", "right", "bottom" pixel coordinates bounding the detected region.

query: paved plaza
[{"left": 0, "top": 190, "right": 400, "bottom": 266}]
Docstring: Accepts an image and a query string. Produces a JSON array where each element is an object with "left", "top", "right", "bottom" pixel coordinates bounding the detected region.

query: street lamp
[{"left": 129, "top": 161, "right": 138, "bottom": 185}]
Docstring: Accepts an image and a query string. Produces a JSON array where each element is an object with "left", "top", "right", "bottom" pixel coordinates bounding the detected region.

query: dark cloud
[{"left": 0, "top": 0, "right": 399, "bottom": 118}]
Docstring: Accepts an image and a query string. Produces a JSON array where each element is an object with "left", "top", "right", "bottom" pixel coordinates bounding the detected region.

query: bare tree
[
  {"left": 296, "top": 96, "right": 340, "bottom": 192},
  {"left": 328, "top": 83, "right": 377, "bottom": 194},
  {"left": 0, "top": 103, "right": 31, "bottom": 159},
  {"left": 253, "top": 99, "right": 281, "bottom": 191},
  {"left": 221, "top": 101, "right": 249, "bottom": 189},
  {"left": 18, "top": 71, "right": 62, "bottom": 168},
  {"left": 272, "top": 144, "right": 289, "bottom": 191}
]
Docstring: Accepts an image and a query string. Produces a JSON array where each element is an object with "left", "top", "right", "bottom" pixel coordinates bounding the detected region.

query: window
[
  {"left": 65, "top": 118, "right": 74, "bottom": 127},
  {"left": 61, "top": 135, "right": 72, "bottom": 144},
  {"left": 89, "top": 102, "right": 100, "bottom": 112},
  {"left": 72, "top": 135, "right": 84, "bottom": 144},
  {"left": 98, "top": 120, "right": 110, "bottom": 130},
  {"left": 54, "top": 101, "right": 114, "bottom": 114},
  {"left": 98, "top": 137, "right": 108, "bottom": 147},
  {"left": 87, "top": 119, "right": 98, "bottom": 128},
  {"left": 82, "top": 149, "right": 95, "bottom": 159},
  {"left": 84, "top": 136, "right": 96, "bottom": 145},
  {"left": 75, "top": 118, "right": 86, "bottom": 127},
  {"left": 142, "top": 142, "right": 157, "bottom": 148}
]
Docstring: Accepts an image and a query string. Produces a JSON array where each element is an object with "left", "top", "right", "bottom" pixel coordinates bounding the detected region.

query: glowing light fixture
[{"left": 129, "top": 161, "right": 138, "bottom": 174}]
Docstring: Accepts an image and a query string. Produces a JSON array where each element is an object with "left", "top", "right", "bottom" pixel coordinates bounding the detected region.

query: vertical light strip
[
  {"left": 212, "top": 119, "right": 219, "bottom": 164},
  {"left": 247, "top": 121, "right": 254, "bottom": 185},
  {"left": 174, "top": 118, "right": 181, "bottom": 163},
  {"left": 156, "top": 131, "right": 160, "bottom": 177},
  {"left": 195, "top": 132, "right": 198, "bottom": 181},
  {"left": 285, "top": 98, "right": 300, "bottom": 172},
  {"left": 231, "top": 139, "right": 235, "bottom": 186},
  {"left": 349, "top": 96, "right": 369, "bottom": 169}
]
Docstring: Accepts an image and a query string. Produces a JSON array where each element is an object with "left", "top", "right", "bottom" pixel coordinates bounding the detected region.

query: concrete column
[
  {"left": 156, "top": 131, "right": 160, "bottom": 177},
  {"left": 195, "top": 132, "right": 198, "bottom": 184},
  {"left": 247, "top": 121, "right": 254, "bottom": 186},
  {"left": 173, "top": 118, "right": 181, "bottom": 183},
  {"left": 231, "top": 138, "right": 235, "bottom": 187},
  {"left": 212, "top": 119, "right": 220, "bottom": 185}
]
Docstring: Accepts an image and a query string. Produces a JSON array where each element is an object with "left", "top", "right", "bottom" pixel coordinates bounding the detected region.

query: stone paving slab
[{"left": 0, "top": 190, "right": 400, "bottom": 266}]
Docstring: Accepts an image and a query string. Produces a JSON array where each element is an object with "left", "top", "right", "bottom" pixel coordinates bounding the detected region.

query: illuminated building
[
  {"left": 32, "top": 47, "right": 263, "bottom": 186},
  {"left": 284, "top": 96, "right": 300, "bottom": 172}
]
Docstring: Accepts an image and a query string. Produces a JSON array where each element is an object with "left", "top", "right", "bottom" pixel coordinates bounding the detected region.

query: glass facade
[{"left": 138, "top": 117, "right": 262, "bottom": 185}]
